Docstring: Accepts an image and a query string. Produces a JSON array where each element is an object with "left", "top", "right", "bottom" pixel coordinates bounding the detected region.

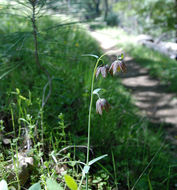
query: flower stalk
[
  {"left": 85, "top": 52, "right": 126, "bottom": 189},
  {"left": 86, "top": 53, "right": 107, "bottom": 189}
]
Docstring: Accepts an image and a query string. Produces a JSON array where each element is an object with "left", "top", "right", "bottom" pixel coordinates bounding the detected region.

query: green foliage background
[{"left": 0, "top": 1, "right": 177, "bottom": 189}]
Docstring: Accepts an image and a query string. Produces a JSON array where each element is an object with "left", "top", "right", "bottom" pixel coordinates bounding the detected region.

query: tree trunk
[
  {"left": 93, "top": 0, "right": 100, "bottom": 16},
  {"left": 104, "top": 0, "right": 109, "bottom": 21}
]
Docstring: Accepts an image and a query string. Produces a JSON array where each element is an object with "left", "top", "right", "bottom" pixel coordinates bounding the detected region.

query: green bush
[{"left": 106, "top": 13, "right": 119, "bottom": 26}]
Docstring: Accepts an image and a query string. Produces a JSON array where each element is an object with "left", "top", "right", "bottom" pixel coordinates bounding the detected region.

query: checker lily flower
[
  {"left": 96, "top": 98, "right": 110, "bottom": 115},
  {"left": 109, "top": 54, "right": 127, "bottom": 75},
  {"left": 96, "top": 64, "right": 110, "bottom": 78},
  {"left": 109, "top": 60, "right": 127, "bottom": 75}
]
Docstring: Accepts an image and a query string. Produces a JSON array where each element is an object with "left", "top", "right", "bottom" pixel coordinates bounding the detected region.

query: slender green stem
[
  {"left": 18, "top": 98, "right": 22, "bottom": 137},
  {"left": 86, "top": 176, "right": 89, "bottom": 190},
  {"left": 112, "top": 150, "right": 118, "bottom": 189},
  {"left": 40, "top": 108, "right": 44, "bottom": 151},
  {"left": 86, "top": 58, "right": 99, "bottom": 164},
  {"left": 11, "top": 143, "right": 21, "bottom": 190},
  {"left": 79, "top": 174, "right": 84, "bottom": 189},
  {"left": 10, "top": 106, "right": 15, "bottom": 136},
  {"left": 86, "top": 53, "right": 107, "bottom": 189}
]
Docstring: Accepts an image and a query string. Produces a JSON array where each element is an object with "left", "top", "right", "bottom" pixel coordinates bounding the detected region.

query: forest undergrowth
[{"left": 0, "top": 2, "right": 177, "bottom": 190}]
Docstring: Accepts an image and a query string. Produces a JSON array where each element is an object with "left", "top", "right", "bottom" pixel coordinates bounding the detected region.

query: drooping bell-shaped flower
[
  {"left": 109, "top": 60, "right": 127, "bottom": 75},
  {"left": 96, "top": 98, "right": 110, "bottom": 115},
  {"left": 96, "top": 65, "right": 110, "bottom": 78}
]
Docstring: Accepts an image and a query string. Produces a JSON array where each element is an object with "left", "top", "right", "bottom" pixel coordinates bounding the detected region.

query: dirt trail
[{"left": 90, "top": 30, "right": 177, "bottom": 146}]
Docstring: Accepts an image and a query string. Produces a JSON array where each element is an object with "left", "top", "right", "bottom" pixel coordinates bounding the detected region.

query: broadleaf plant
[
  {"left": 28, "top": 182, "right": 41, "bottom": 190},
  {"left": 0, "top": 180, "right": 8, "bottom": 190},
  {"left": 64, "top": 175, "right": 78, "bottom": 190},
  {"left": 46, "top": 178, "right": 64, "bottom": 190}
]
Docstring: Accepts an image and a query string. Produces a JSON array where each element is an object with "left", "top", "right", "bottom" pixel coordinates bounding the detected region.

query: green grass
[{"left": 0, "top": 9, "right": 177, "bottom": 190}]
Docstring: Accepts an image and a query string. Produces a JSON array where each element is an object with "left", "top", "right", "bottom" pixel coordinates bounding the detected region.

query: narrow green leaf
[
  {"left": 64, "top": 175, "right": 78, "bottom": 190},
  {"left": 0, "top": 64, "right": 20, "bottom": 80},
  {"left": 147, "top": 175, "right": 153, "bottom": 190},
  {"left": 28, "top": 183, "right": 41, "bottom": 190},
  {"left": 46, "top": 178, "right": 63, "bottom": 190},
  {"left": 0, "top": 180, "right": 8, "bottom": 190},
  {"left": 82, "top": 54, "right": 99, "bottom": 59},
  {"left": 93, "top": 88, "right": 102, "bottom": 95},
  {"left": 88, "top": 154, "right": 108, "bottom": 166}
]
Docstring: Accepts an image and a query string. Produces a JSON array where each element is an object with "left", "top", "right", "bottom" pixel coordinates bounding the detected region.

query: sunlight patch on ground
[{"left": 96, "top": 27, "right": 138, "bottom": 45}]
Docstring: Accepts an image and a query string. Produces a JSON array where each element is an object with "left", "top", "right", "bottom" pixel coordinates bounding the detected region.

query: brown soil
[{"left": 90, "top": 30, "right": 177, "bottom": 147}]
